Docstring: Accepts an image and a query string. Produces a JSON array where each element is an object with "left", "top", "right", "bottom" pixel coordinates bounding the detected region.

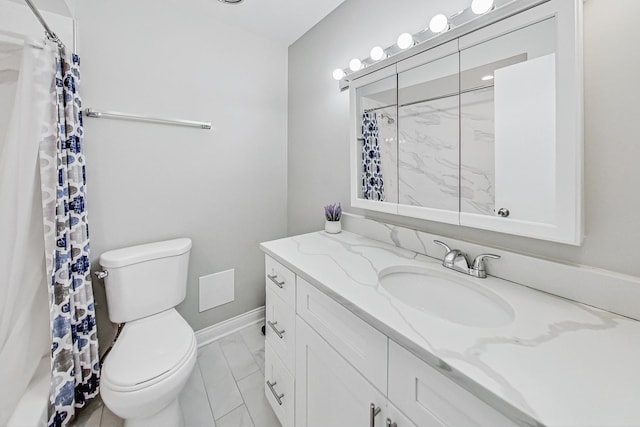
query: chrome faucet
[{"left": 433, "top": 240, "right": 500, "bottom": 279}]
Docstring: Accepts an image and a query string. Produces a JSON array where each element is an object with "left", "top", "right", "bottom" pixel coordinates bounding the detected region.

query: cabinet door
[
  {"left": 295, "top": 317, "right": 387, "bottom": 427},
  {"left": 459, "top": 0, "right": 583, "bottom": 245},
  {"left": 296, "top": 276, "right": 388, "bottom": 392}
]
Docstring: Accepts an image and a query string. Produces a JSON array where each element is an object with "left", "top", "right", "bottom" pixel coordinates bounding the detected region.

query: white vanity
[{"left": 260, "top": 221, "right": 640, "bottom": 427}]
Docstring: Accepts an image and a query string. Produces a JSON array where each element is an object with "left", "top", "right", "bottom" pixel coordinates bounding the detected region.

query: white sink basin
[{"left": 378, "top": 265, "right": 515, "bottom": 328}]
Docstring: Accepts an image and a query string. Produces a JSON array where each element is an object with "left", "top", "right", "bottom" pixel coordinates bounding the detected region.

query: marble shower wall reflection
[
  {"left": 460, "top": 87, "right": 495, "bottom": 216},
  {"left": 398, "top": 96, "right": 459, "bottom": 211}
]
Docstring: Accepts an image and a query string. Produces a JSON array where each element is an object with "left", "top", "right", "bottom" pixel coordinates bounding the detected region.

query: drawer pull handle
[
  {"left": 386, "top": 419, "right": 397, "bottom": 427},
  {"left": 267, "top": 320, "right": 285, "bottom": 339},
  {"left": 267, "top": 274, "right": 285, "bottom": 288},
  {"left": 370, "top": 403, "right": 381, "bottom": 427},
  {"left": 266, "top": 380, "right": 284, "bottom": 405}
]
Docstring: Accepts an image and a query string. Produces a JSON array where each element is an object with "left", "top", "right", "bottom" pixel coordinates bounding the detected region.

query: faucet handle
[
  {"left": 471, "top": 254, "right": 501, "bottom": 277},
  {"left": 433, "top": 240, "right": 452, "bottom": 254}
]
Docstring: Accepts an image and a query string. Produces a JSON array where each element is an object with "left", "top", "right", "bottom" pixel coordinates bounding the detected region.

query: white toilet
[{"left": 98, "top": 238, "right": 197, "bottom": 427}]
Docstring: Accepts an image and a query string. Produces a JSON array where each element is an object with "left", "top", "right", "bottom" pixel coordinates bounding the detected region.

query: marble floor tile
[
  {"left": 198, "top": 341, "right": 244, "bottom": 420},
  {"left": 216, "top": 405, "right": 254, "bottom": 427},
  {"left": 240, "top": 324, "right": 266, "bottom": 374},
  {"left": 220, "top": 333, "right": 260, "bottom": 381},
  {"left": 179, "top": 361, "right": 216, "bottom": 427},
  {"left": 240, "top": 323, "right": 265, "bottom": 353},
  {"left": 237, "top": 371, "right": 281, "bottom": 427},
  {"left": 99, "top": 405, "right": 123, "bottom": 427},
  {"left": 251, "top": 347, "right": 265, "bottom": 375},
  {"left": 73, "top": 397, "right": 103, "bottom": 426}
]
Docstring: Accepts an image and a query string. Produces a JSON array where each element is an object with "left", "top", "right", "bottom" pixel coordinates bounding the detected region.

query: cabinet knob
[
  {"left": 497, "top": 208, "right": 510, "bottom": 217},
  {"left": 386, "top": 419, "right": 398, "bottom": 427}
]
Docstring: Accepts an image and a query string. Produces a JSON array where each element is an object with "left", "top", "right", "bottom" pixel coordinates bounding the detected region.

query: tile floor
[{"left": 73, "top": 323, "right": 280, "bottom": 427}]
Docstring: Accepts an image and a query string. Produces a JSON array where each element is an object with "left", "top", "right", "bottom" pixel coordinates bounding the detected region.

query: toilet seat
[{"left": 102, "top": 308, "right": 196, "bottom": 392}]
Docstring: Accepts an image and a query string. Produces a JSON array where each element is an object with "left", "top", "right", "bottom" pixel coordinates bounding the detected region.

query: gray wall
[
  {"left": 76, "top": 0, "right": 288, "bottom": 344},
  {"left": 288, "top": 0, "right": 640, "bottom": 279}
]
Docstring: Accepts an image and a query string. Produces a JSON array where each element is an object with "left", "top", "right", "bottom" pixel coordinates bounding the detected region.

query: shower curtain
[
  {"left": 39, "top": 48, "right": 100, "bottom": 426},
  {"left": 0, "top": 39, "right": 53, "bottom": 426},
  {"left": 0, "top": 38, "right": 99, "bottom": 427},
  {"left": 361, "top": 111, "right": 385, "bottom": 201}
]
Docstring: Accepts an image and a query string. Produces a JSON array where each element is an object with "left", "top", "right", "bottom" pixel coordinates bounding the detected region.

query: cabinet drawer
[
  {"left": 265, "top": 288, "right": 295, "bottom": 373},
  {"left": 388, "top": 341, "right": 518, "bottom": 427},
  {"left": 296, "top": 276, "right": 388, "bottom": 393},
  {"left": 265, "top": 342, "right": 294, "bottom": 427},
  {"left": 265, "top": 255, "right": 296, "bottom": 308}
]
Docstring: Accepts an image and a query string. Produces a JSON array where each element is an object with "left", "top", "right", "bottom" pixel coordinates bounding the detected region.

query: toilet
[{"left": 98, "top": 238, "right": 196, "bottom": 427}]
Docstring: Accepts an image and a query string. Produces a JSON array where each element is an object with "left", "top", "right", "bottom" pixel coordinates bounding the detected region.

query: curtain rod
[
  {"left": 23, "top": 0, "right": 64, "bottom": 48},
  {"left": 83, "top": 108, "right": 213, "bottom": 130}
]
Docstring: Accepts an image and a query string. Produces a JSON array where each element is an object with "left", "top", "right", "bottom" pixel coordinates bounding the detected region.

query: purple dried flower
[{"left": 324, "top": 202, "right": 342, "bottom": 221}]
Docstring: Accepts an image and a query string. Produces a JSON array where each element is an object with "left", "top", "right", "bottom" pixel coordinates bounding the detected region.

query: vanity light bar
[{"left": 332, "top": 0, "right": 496, "bottom": 81}]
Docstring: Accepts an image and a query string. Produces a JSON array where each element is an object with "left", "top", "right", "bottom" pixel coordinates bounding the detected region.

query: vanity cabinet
[
  {"left": 264, "top": 255, "right": 296, "bottom": 426},
  {"left": 349, "top": 0, "right": 583, "bottom": 245},
  {"left": 263, "top": 254, "right": 521, "bottom": 427}
]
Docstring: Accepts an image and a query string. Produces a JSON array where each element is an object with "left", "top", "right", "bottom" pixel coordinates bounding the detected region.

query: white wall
[
  {"left": 288, "top": 0, "right": 640, "bottom": 279},
  {"left": 76, "top": 0, "right": 288, "bottom": 339}
]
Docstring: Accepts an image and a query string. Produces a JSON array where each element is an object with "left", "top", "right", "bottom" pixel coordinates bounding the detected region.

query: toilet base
[{"left": 123, "top": 398, "right": 183, "bottom": 427}]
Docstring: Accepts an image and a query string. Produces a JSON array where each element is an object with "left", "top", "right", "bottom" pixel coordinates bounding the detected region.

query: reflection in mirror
[
  {"left": 356, "top": 75, "right": 398, "bottom": 203},
  {"left": 397, "top": 53, "right": 459, "bottom": 220},
  {"left": 460, "top": 18, "right": 556, "bottom": 222}
]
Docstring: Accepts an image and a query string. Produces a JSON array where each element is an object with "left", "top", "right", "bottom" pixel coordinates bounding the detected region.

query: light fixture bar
[{"left": 333, "top": 0, "right": 548, "bottom": 87}]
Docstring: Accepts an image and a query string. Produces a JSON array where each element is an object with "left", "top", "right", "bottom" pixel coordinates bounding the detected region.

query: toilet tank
[{"left": 99, "top": 238, "right": 192, "bottom": 323}]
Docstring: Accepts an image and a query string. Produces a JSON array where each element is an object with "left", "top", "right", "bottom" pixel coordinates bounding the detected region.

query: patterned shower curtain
[
  {"left": 39, "top": 48, "right": 100, "bottom": 427},
  {"left": 361, "top": 111, "right": 385, "bottom": 201}
]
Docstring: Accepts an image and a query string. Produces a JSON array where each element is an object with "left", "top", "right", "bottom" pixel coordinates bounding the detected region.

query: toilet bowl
[
  {"left": 100, "top": 309, "right": 196, "bottom": 426},
  {"left": 98, "top": 238, "right": 195, "bottom": 427}
]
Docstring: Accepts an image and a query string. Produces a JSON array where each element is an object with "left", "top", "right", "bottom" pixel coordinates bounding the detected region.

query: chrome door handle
[
  {"left": 267, "top": 274, "right": 284, "bottom": 288},
  {"left": 370, "top": 403, "right": 381, "bottom": 427},
  {"left": 267, "top": 320, "right": 285, "bottom": 339},
  {"left": 266, "top": 380, "right": 284, "bottom": 405},
  {"left": 386, "top": 419, "right": 397, "bottom": 427}
]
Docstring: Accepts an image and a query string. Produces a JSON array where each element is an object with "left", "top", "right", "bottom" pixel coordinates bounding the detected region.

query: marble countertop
[{"left": 261, "top": 230, "right": 640, "bottom": 427}]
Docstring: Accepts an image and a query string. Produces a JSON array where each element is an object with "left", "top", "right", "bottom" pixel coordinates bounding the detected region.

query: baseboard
[{"left": 194, "top": 306, "right": 265, "bottom": 347}]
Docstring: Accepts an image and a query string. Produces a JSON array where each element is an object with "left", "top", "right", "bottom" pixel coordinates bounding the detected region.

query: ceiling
[
  {"left": 206, "top": 0, "right": 346, "bottom": 46},
  {"left": 9, "top": 0, "right": 346, "bottom": 47}
]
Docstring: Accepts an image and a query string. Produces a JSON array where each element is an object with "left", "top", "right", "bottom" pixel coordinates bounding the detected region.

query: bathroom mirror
[
  {"left": 397, "top": 44, "right": 459, "bottom": 224},
  {"left": 350, "top": 0, "right": 583, "bottom": 245}
]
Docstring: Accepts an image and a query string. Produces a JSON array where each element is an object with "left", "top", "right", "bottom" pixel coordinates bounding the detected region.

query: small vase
[{"left": 325, "top": 220, "right": 341, "bottom": 234}]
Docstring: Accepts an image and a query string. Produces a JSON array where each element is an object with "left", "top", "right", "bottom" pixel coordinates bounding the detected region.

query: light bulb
[
  {"left": 332, "top": 68, "right": 345, "bottom": 81},
  {"left": 429, "top": 14, "right": 449, "bottom": 33},
  {"left": 471, "top": 0, "right": 494, "bottom": 15},
  {"left": 370, "top": 46, "right": 386, "bottom": 61},
  {"left": 349, "top": 58, "right": 363, "bottom": 72},
  {"left": 397, "top": 33, "right": 414, "bottom": 50}
]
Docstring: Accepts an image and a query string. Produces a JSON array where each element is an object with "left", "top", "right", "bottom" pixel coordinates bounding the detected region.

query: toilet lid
[{"left": 102, "top": 309, "right": 195, "bottom": 391}]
